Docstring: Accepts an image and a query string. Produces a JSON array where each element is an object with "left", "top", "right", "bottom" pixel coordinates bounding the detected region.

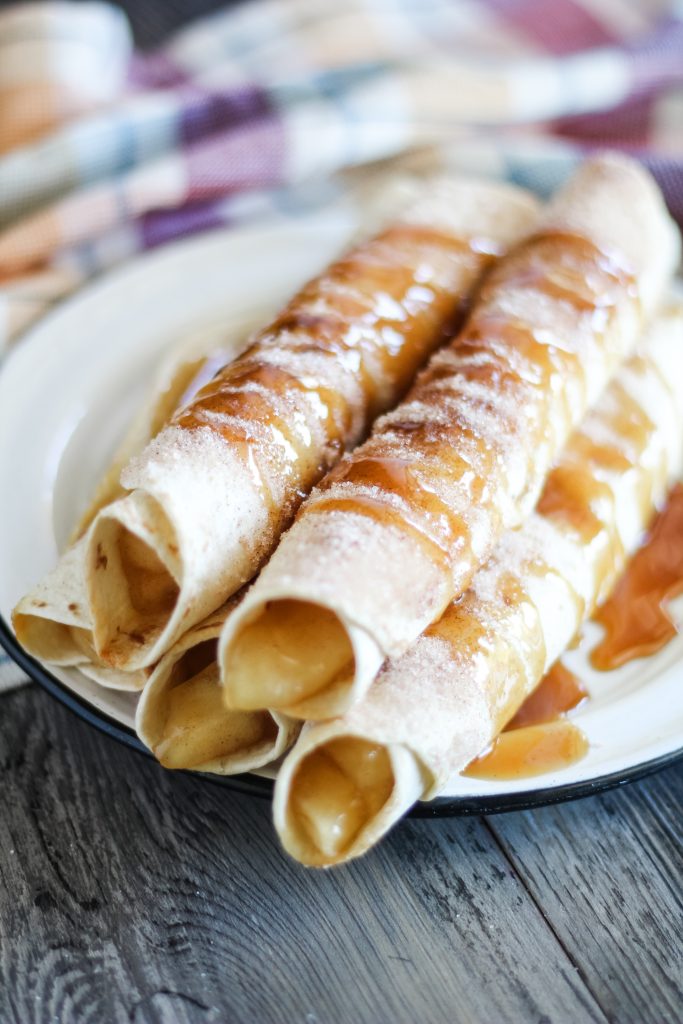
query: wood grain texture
[
  {"left": 1, "top": 686, "right": 681, "bottom": 1023},
  {"left": 0, "top": 685, "right": 624, "bottom": 1024},
  {"left": 488, "top": 769, "right": 683, "bottom": 1024}
]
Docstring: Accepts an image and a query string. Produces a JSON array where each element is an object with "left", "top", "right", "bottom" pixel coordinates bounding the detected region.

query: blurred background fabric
[
  {"left": 0, "top": 0, "right": 681, "bottom": 354},
  {"left": 0, "top": 0, "right": 681, "bottom": 693}
]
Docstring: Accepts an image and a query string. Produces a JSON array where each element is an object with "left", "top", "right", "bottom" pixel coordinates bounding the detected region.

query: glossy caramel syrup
[
  {"left": 591, "top": 482, "right": 683, "bottom": 670},
  {"left": 447, "top": 346, "right": 661, "bottom": 786},
  {"left": 527, "top": 362, "right": 659, "bottom": 628},
  {"left": 506, "top": 661, "right": 588, "bottom": 729},
  {"left": 175, "top": 223, "right": 495, "bottom": 525},
  {"left": 464, "top": 662, "right": 589, "bottom": 781},
  {"left": 310, "top": 232, "right": 637, "bottom": 588}
]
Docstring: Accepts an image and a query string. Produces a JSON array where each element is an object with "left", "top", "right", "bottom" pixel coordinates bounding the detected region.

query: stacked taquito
[
  {"left": 273, "top": 306, "right": 683, "bottom": 866},
  {"left": 12, "top": 332, "right": 251, "bottom": 690},
  {"left": 222, "top": 154, "right": 680, "bottom": 720},
  {"left": 13, "top": 322, "right": 300, "bottom": 776},
  {"left": 136, "top": 599, "right": 299, "bottom": 774},
  {"left": 83, "top": 179, "right": 540, "bottom": 670}
]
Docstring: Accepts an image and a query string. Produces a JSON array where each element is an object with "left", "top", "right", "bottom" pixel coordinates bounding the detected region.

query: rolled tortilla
[
  {"left": 72, "top": 345, "right": 235, "bottom": 542},
  {"left": 12, "top": 327, "right": 253, "bottom": 689},
  {"left": 12, "top": 537, "right": 147, "bottom": 690},
  {"left": 273, "top": 306, "right": 683, "bottom": 866},
  {"left": 85, "top": 178, "right": 541, "bottom": 671},
  {"left": 136, "top": 599, "right": 299, "bottom": 773},
  {"left": 222, "top": 154, "right": 680, "bottom": 720}
]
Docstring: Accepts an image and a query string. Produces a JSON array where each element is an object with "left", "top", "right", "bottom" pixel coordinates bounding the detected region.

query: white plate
[{"left": 1, "top": 205, "right": 682, "bottom": 815}]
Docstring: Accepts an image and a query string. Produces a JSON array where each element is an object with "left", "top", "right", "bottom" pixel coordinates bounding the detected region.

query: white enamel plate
[{"left": 1, "top": 202, "right": 682, "bottom": 815}]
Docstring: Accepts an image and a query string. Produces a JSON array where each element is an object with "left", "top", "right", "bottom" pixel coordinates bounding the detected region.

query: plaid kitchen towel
[{"left": 0, "top": 0, "right": 682, "bottom": 690}]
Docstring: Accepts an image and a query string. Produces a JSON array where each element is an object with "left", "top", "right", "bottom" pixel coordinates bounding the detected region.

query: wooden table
[
  {"left": 1, "top": 685, "right": 681, "bottom": 1023},
  {"left": 1, "top": 2, "right": 681, "bottom": 1020}
]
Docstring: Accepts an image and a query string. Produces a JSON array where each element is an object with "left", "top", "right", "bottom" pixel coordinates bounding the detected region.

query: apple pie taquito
[
  {"left": 221, "top": 154, "right": 680, "bottom": 720},
  {"left": 272, "top": 306, "right": 683, "bottom": 866},
  {"left": 12, "top": 333, "right": 250, "bottom": 690},
  {"left": 136, "top": 598, "right": 299, "bottom": 773},
  {"left": 85, "top": 179, "right": 540, "bottom": 671}
]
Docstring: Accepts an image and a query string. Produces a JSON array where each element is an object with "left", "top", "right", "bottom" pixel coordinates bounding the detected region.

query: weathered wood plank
[
  {"left": 0, "top": 687, "right": 605, "bottom": 1024},
  {"left": 488, "top": 766, "right": 683, "bottom": 1024}
]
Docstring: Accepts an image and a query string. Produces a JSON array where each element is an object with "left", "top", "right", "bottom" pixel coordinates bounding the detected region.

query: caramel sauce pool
[
  {"left": 591, "top": 482, "right": 683, "bottom": 670},
  {"left": 464, "top": 662, "right": 589, "bottom": 781}
]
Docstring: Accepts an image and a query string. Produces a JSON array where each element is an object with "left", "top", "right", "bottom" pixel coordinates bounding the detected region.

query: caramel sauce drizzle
[
  {"left": 463, "top": 479, "right": 683, "bottom": 782},
  {"left": 534, "top": 369, "right": 659, "bottom": 612},
  {"left": 309, "top": 230, "right": 637, "bottom": 594},
  {"left": 319, "top": 454, "right": 474, "bottom": 571},
  {"left": 464, "top": 477, "right": 683, "bottom": 780},
  {"left": 460, "top": 348, "right": 667, "bottom": 784},
  {"left": 464, "top": 662, "right": 589, "bottom": 781},
  {"left": 175, "top": 223, "right": 495, "bottom": 523},
  {"left": 461, "top": 355, "right": 661, "bottom": 782},
  {"left": 506, "top": 661, "right": 588, "bottom": 729},
  {"left": 591, "top": 482, "right": 683, "bottom": 670},
  {"left": 455, "top": 312, "right": 668, "bottom": 787}
]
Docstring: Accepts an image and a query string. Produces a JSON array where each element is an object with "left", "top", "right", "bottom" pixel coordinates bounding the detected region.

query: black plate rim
[{"left": 3, "top": 612, "right": 683, "bottom": 817}]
